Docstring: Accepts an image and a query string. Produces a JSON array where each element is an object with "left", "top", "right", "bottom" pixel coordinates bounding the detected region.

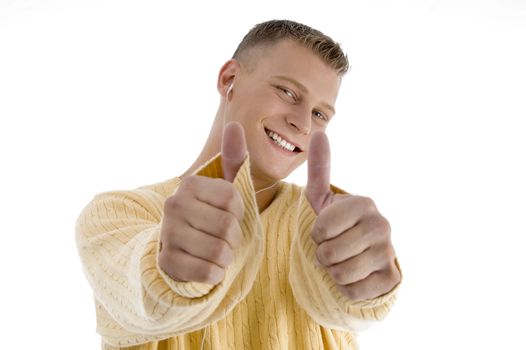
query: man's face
[{"left": 225, "top": 39, "right": 341, "bottom": 183}]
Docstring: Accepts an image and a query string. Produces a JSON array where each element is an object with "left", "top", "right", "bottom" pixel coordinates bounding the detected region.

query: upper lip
[{"left": 264, "top": 127, "right": 304, "bottom": 152}]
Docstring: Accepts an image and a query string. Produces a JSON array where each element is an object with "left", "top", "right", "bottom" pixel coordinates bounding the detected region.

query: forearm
[{"left": 75, "top": 180, "right": 263, "bottom": 346}]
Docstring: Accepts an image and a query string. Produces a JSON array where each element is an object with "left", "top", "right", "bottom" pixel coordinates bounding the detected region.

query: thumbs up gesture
[
  {"left": 159, "top": 122, "right": 247, "bottom": 285},
  {"left": 305, "top": 131, "right": 401, "bottom": 301}
]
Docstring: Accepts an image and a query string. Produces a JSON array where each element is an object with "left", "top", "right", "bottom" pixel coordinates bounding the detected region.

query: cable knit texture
[{"left": 75, "top": 153, "right": 401, "bottom": 349}]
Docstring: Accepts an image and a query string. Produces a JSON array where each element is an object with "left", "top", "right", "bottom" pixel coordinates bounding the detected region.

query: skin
[{"left": 161, "top": 39, "right": 401, "bottom": 301}]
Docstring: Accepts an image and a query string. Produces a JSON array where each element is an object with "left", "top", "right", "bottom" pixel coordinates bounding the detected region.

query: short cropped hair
[{"left": 232, "top": 19, "right": 350, "bottom": 77}]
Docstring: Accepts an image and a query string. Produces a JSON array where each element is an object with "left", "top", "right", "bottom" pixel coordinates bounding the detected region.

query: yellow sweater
[{"left": 75, "top": 153, "right": 401, "bottom": 349}]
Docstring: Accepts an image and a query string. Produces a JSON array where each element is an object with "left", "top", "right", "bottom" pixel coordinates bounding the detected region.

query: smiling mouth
[{"left": 264, "top": 127, "right": 302, "bottom": 153}]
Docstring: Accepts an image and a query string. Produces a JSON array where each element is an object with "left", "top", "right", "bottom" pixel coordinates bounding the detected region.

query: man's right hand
[{"left": 159, "top": 121, "right": 247, "bottom": 285}]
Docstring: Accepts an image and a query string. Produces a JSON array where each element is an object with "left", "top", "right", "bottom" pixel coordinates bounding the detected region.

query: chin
[{"left": 250, "top": 158, "right": 292, "bottom": 182}]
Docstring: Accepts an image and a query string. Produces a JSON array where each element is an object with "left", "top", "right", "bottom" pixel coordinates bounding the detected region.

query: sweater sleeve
[
  {"left": 75, "top": 153, "right": 264, "bottom": 347},
  {"left": 288, "top": 184, "right": 402, "bottom": 332}
]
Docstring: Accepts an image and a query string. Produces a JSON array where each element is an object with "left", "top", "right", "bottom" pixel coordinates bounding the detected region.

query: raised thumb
[
  {"left": 305, "top": 131, "right": 332, "bottom": 213},
  {"left": 221, "top": 121, "right": 248, "bottom": 183}
]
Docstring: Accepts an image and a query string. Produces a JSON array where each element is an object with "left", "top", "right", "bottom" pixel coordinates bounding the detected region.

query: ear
[{"left": 217, "top": 59, "right": 241, "bottom": 98}]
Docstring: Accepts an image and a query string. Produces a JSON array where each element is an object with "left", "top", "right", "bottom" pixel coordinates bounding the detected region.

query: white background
[{"left": 1, "top": 0, "right": 525, "bottom": 349}]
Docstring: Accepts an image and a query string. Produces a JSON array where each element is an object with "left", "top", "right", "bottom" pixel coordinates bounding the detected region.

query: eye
[
  {"left": 313, "top": 110, "right": 328, "bottom": 121},
  {"left": 278, "top": 86, "right": 297, "bottom": 101}
]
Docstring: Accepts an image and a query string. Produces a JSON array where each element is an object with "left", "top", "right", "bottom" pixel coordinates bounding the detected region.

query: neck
[{"left": 253, "top": 178, "right": 281, "bottom": 213}]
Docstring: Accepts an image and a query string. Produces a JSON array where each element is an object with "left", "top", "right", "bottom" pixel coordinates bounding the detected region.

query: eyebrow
[{"left": 272, "top": 75, "right": 336, "bottom": 115}]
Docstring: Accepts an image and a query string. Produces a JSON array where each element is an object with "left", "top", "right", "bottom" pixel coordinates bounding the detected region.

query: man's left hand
[{"left": 305, "top": 131, "right": 401, "bottom": 301}]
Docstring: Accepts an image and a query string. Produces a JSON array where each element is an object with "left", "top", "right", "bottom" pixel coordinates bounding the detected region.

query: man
[{"left": 76, "top": 19, "right": 402, "bottom": 349}]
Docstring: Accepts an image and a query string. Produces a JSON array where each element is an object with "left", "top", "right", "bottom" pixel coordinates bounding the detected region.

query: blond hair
[{"left": 233, "top": 19, "right": 350, "bottom": 76}]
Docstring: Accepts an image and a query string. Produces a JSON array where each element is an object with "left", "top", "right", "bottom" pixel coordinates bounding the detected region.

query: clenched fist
[{"left": 159, "top": 122, "right": 247, "bottom": 285}]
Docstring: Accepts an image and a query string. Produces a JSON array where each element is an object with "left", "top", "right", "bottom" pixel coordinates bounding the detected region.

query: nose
[{"left": 286, "top": 111, "right": 311, "bottom": 135}]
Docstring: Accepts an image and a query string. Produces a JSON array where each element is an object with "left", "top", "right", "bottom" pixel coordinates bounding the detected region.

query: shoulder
[
  {"left": 86, "top": 176, "right": 182, "bottom": 215},
  {"left": 136, "top": 176, "right": 182, "bottom": 199}
]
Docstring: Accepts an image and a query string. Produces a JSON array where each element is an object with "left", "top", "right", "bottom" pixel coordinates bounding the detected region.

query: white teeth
[{"left": 266, "top": 129, "right": 296, "bottom": 152}]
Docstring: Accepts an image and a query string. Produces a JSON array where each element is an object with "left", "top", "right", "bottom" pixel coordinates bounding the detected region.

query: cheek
[
  {"left": 250, "top": 90, "right": 288, "bottom": 114},
  {"left": 291, "top": 153, "right": 307, "bottom": 169}
]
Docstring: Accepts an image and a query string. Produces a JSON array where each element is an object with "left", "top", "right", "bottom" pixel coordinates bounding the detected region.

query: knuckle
[
  {"left": 371, "top": 216, "right": 391, "bottom": 240},
  {"left": 159, "top": 249, "right": 184, "bottom": 281},
  {"left": 317, "top": 242, "right": 335, "bottom": 265},
  {"left": 221, "top": 249, "right": 234, "bottom": 267},
  {"left": 360, "top": 196, "right": 377, "bottom": 212},
  {"left": 218, "top": 213, "right": 236, "bottom": 236},
  {"left": 164, "top": 195, "right": 181, "bottom": 213},
  {"left": 328, "top": 265, "right": 346, "bottom": 285},
  {"left": 338, "top": 285, "right": 359, "bottom": 300},
  {"left": 157, "top": 247, "right": 170, "bottom": 271},
  {"left": 382, "top": 244, "right": 396, "bottom": 261},
  {"left": 179, "top": 176, "right": 201, "bottom": 195},
  {"left": 199, "top": 263, "right": 224, "bottom": 284},
  {"left": 228, "top": 225, "right": 243, "bottom": 249},
  {"left": 158, "top": 233, "right": 171, "bottom": 253},
  {"left": 387, "top": 262, "right": 401, "bottom": 285},
  {"left": 210, "top": 241, "right": 232, "bottom": 267},
  {"left": 159, "top": 225, "right": 173, "bottom": 244},
  {"left": 347, "top": 288, "right": 360, "bottom": 300},
  {"left": 181, "top": 175, "right": 198, "bottom": 187},
  {"left": 313, "top": 220, "right": 329, "bottom": 242}
]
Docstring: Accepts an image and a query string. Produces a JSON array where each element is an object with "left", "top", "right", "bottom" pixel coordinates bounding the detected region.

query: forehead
[{"left": 243, "top": 40, "right": 341, "bottom": 104}]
